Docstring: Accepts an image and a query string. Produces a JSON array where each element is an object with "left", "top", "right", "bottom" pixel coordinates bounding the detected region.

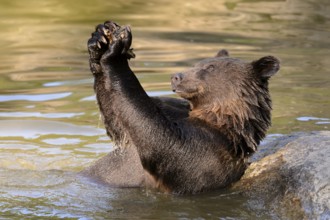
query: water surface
[{"left": 0, "top": 0, "right": 329, "bottom": 219}]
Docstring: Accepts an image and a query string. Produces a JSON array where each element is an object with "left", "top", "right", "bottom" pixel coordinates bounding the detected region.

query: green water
[{"left": 0, "top": 0, "right": 329, "bottom": 219}]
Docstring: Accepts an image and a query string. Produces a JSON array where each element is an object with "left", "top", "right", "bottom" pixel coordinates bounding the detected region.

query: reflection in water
[
  {"left": 0, "top": 92, "right": 72, "bottom": 102},
  {"left": 0, "top": 0, "right": 329, "bottom": 219},
  {"left": 0, "top": 120, "right": 104, "bottom": 138},
  {"left": 41, "top": 137, "right": 83, "bottom": 145},
  {"left": 0, "top": 112, "right": 84, "bottom": 118},
  {"left": 80, "top": 91, "right": 174, "bottom": 102},
  {"left": 297, "top": 116, "right": 330, "bottom": 122}
]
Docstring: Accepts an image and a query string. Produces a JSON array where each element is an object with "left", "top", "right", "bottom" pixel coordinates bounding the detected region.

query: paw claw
[
  {"left": 104, "top": 21, "right": 119, "bottom": 32},
  {"left": 88, "top": 21, "right": 135, "bottom": 61},
  {"left": 95, "top": 24, "right": 105, "bottom": 32},
  {"left": 97, "top": 41, "right": 102, "bottom": 49},
  {"left": 126, "top": 48, "right": 136, "bottom": 59},
  {"left": 100, "top": 36, "right": 108, "bottom": 44}
]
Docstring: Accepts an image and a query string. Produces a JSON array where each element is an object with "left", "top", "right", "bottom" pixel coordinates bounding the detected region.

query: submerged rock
[{"left": 233, "top": 131, "right": 330, "bottom": 219}]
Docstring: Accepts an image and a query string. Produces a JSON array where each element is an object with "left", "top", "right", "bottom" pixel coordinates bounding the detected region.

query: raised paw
[
  {"left": 102, "top": 21, "right": 135, "bottom": 60},
  {"left": 88, "top": 21, "right": 135, "bottom": 64},
  {"left": 87, "top": 21, "right": 121, "bottom": 61}
]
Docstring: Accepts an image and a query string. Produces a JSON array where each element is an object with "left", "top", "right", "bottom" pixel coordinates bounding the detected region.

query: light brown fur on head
[{"left": 172, "top": 51, "right": 279, "bottom": 157}]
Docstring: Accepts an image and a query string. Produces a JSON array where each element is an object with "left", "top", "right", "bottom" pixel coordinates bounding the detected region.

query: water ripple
[
  {"left": 0, "top": 112, "right": 84, "bottom": 118},
  {"left": 80, "top": 91, "right": 174, "bottom": 101},
  {"left": 0, "top": 92, "right": 72, "bottom": 102},
  {"left": 0, "top": 120, "right": 104, "bottom": 139}
]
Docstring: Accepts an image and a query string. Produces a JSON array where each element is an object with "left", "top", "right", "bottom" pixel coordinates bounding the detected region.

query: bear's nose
[{"left": 171, "top": 73, "right": 184, "bottom": 82}]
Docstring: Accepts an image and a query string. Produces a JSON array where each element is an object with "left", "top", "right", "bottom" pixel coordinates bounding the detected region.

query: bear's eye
[{"left": 206, "top": 65, "right": 215, "bottom": 73}]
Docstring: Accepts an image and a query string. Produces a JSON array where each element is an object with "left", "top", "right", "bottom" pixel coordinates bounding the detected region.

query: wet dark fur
[{"left": 82, "top": 21, "right": 280, "bottom": 194}]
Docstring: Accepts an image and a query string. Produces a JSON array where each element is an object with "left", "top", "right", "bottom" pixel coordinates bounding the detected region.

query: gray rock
[{"left": 232, "top": 131, "right": 330, "bottom": 220}]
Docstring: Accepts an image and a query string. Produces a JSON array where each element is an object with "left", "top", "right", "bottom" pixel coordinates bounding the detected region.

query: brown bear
[{"left": 82, "top": 21, "right": 280, "bottom": 194}]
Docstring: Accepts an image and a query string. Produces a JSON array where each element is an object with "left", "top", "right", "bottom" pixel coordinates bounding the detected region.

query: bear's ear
[
  {"left": 252, "top": 56, "right": 280, "bottom": 78},
  {"left": 215, "top": 49, "right": 229, "bottom": 57}
]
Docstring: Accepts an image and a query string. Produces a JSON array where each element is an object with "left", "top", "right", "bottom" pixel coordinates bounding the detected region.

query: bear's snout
[{"left": 171, "top": 73, "right": 184, "bottom": 92}]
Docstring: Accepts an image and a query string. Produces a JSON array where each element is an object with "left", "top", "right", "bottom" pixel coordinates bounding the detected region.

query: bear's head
[{"left": 171, "top": 50, "right": 280, "bottom": 157}]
